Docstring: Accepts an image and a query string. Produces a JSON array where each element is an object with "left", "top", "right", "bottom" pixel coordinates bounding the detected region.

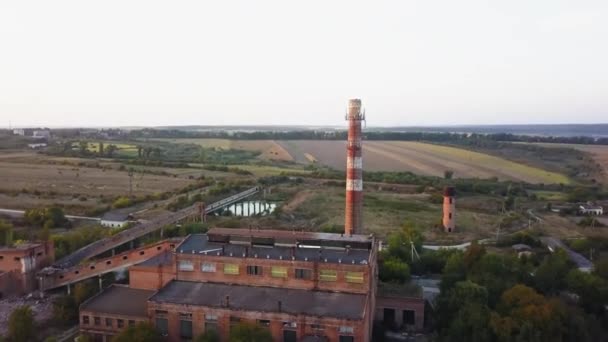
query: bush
[{"left": 112, "top": 196, "right": 132, "bottom": 209}]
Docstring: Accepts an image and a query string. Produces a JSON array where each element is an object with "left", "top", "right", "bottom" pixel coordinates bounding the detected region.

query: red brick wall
[
  {"left": 375, "top": 295, "right": 425, "bottom": 331},
  {"left": 40, "top": 241, "right": 172, "bottom": 290},
  {"left": 0, "top": 241, "right": 54, "bottom": 295},
  {"left": 129, "top": 265, "right": 175, "bottom": 291},
  {"left": 174, "top": 253, "right": 372, "bottom": 294},
  {"left": 148, "top": 301, "right": 367, "bottom": 342},
  {"left": 80, "top": 309, "right": 148, "bottom": 338}
]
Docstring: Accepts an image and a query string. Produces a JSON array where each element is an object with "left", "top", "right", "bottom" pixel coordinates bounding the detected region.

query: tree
[
  {"left": 594, "top": 257, "right": 608, "bottom": 280},
  {"left": 379, "top": 256, "right": 410, "bottom": 283},
  {"left": 229, "top": 322, "right": 273, "bottom": 342},
  {"left": 112, "top": 322, "right": 162, "bottom": 342},
  {"left": 8, "top": 305, "right": 35, "bottom": 342},
  {"left": 112, "top": 196, "right": 132, "bottom": 209},
  {"left": 565, "top": 269, "right": 608, "bottom": 314},
  {"left": 99, "top": 142, "right": 104, "bottom": 155},
  {"left": 78, "top": 141, "right": 89, "bottom": 155},
  {"left": 463, "top": 241, "right": 486, "bottom": 270},
  {"left": 52, "top": 295, "right": 78, "bottom": 324},
  {"left": 490, "top": 284, "right": 563, "bottom": 341},
  {"left": 534, "top": 249, "right": 572, "bottom": 294},
  {"left": 195, "top": 330, "right": 220, "bottom": 342},
  {"left": 385, "top": 222, "right": 423, "bottom": 263},
  {"left": 436, "top": 281, "right": 492, "bottom": 341},
  {"left": 444, "top": 170, "right": 454, "bottom": 179},
  {"left": 106, "top": 144, "right": 118, "bottom": 157},
  {"left": 0, "top": 219, "right": 14, "bottom": 246}
]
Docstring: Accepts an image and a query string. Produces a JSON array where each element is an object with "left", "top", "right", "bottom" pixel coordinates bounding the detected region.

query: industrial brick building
[{"left": 0, "top": 241, "right": 54, "bottom": 297}]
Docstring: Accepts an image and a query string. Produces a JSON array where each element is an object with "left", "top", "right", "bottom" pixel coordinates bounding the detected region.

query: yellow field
[
  {"left": 151, "top": 139, "right": 293, "bottom": 161},
  {"left": 279, "top": 140, "right": 570, "bottom": 184}
]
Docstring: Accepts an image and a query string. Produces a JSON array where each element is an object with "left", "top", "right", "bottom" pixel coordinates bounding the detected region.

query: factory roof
[
  {"left": 80, "top": 285, "right": 154, "bottom": 317},
  {"left": 176, "top": 234, "right": 371, "bottom": 265},
  {"left": 207, "top": 228, "right": 373, "bottom": 246},
  {"left": 149, "top": 280, "right": 367, "bottom": 320},
  {"left": 136, "top": 251, "right": 173, "bottom": 267}
]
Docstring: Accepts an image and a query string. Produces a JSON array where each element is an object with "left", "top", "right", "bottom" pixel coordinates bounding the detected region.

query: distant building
[
  {"left": 28, "top": 143, "right": 47, "bottom": 149},
  {"left": 579, "top": 203, "right": 603, "bottom": 216},
  {"left": 12, "top": 129, "right": 25, "bottom": 136},
  {"left": 0, "top": 241, "right": 54, "bottom": 297},
  {"left": 100, "top": 211, "right": 132, "bottom": 228},
  {"left": 33, "top": 130, "right": 51, "bottom": 139}
]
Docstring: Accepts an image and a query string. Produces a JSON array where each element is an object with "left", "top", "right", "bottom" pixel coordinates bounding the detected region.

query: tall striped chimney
[{"left": 345, "top": 99, "right": 364, "bottom": 236}]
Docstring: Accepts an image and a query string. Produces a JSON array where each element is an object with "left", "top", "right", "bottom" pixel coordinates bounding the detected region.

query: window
[
  {"left": 247, "top": 265, "right": 263, "bottom": 276},
  {"left": 449, "top": 197, "right": 453, "bottom": 204},
  {"left": 37, "top": 252, "right": 43, "bottom": 256},
  {"left": 178, "top": 260, "right": 194, "bottom": 271},
  {"left": 205, "top": 314, "right": 218, "bottom": 333},
  {"left": 82, "top": 315, "right": 90, "bottom": 325},
  {"left": 271, "top": 266, "right": 288, "bottom": 278},
  {"left": 14, "top": 257, "right": 20, "bottom": 261},
  {"left": 105, "top": 318, "right": 113, "bottom": 327},
  {"left": 117, "top": 319, "right": 124, "bottom": 328},
  {"left": 128, "top": 320, "right": 135, "bottom": 327},
  {"left": 230, "top": 316, "right": 241, "bottom": 326},
  {"left": 319, "top": 269, "right": 337, "bottom": 282},
  {"left": 224, "top": 263, "right": 239, "bottom": 275},
  {"left": 283, "top": 330, "right": 297, "bottom": 342},
  {"left": 0, "top": 256, "right": 3, "bottom": 260},
  {"left": 156, "top": 318, "right": 168, "bottom": 336},
  {"left": 201, "top": 262, "right": 216, "bottom": 273},
  {"left": 311, "top": 323, "right": 324, "bottom": 331},
  {"left": 94, "top": 317, "right": 101, "bottom": 326},
  {"left": 449, "top": 213, "right": 452, "bottom": 219},
  {"left": 295, "top": 268, "right": 312, "bottom": 280},
  {"left": 155, "top": 310, "right": 168, "bottom": 318},
  {"left": 345, "top": 272, "right": 364, "bottom": 283},
  {"left": 403, "top": 309, "right": 416, "bottom": 326},
  {"left": 180, "top": 313, "right": 193, "bottom": 340},
  {"left": 258, "top": 319, "right": 270, "bottom": 327},
  {"left": 339, "top": 326, "right": 354, "bottom": 334},
  {"left": 339, "top": 336, "right": 354, "bottom": 342}
]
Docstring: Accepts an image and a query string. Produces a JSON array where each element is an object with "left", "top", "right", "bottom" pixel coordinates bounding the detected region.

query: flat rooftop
[
  {"left": 177, "top": 234, "right": 371, "bottom": 265},
  {"left": 136, "top": 251, "right": 173, "bottom": 267},
  {"left": 149, "top": 280, "right": 367, "bottom": 320},
  {"left": 80, "top": 285, "right": 155, "bottom": 317}
]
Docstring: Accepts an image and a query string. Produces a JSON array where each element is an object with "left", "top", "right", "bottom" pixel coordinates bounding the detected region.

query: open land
[
  {"left": 517, "top": 142, "right": 608, "bottom": 181},
  {"left": 279, "top": 140, "right": 569, "bottom": 184}
]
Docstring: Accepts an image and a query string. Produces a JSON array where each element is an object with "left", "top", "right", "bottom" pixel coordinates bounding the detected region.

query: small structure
[
  {"left": 12, "top": 129, "right": 25, "bottom": 136},
  {"left": 375, "top": 282, "right": 425, "bottom": 332},
  {"left": 579, "top": 203, "right": 603, "bottom": 216},
  {"left": 33, "top": 130, "right": 51, "bottom": 139},
  {"left": 100, "top": 211, "right": 132, "bottom": 228},
  {"left": 512, "top": 244, "right": 533, "bottom": 258},
  {"left": 0, "top": 241, "right": 54, "bottom": 296},
  {"left": 28, "top": 143, "right": 47, "bottom": 149},
  {"left": 442, "top": 187, "right": 456, "bottom": 232}
]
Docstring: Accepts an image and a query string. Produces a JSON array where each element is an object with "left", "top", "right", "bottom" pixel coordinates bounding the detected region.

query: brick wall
[
  {"left": 375, "top": 295, "right": 425, "bottom": 331},
  {"left": 148, "top": 301, "right": 367, "bottom": 342}
]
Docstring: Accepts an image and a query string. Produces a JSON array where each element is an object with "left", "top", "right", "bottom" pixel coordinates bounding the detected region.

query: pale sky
[{"left": 1, "top": 1, "right": 607, "bottom": 127}]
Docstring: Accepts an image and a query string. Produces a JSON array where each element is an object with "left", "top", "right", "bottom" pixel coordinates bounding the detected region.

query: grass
[
  {"left": 404, "top": 142, "right": 571, "bottom": 184},
  {"left": 233, "top": 164, "right": 312, "bottom": 177},
  {"left": 529, "top": 190, "right": 567, "bottom": 201}
]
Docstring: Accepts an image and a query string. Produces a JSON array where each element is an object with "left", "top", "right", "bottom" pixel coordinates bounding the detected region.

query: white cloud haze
[{"left": 0, "top": 0, "right": 607, "bottom": 127}]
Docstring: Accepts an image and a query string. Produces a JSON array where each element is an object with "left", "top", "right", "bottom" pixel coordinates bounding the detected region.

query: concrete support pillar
[
  {"left": 160, "top": 227, "right": 164, "bottom": 239},
  {"left": 130, "top": 240, "right": 134, "bottom": 249},
  {"left": 111, "top": 249, "right": 115, "bottom": 256},
  {"left": 98, "top": 276, "right": 103, "bottom": 292},
  {"left": 67, "top": 283, "right": 71, "bottom": 295}
]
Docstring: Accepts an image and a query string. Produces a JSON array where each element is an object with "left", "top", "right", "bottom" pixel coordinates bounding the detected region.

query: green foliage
[
  {"left": 594, "top": 257, "right": 608, "bottom": 280},
  {"left": 379, "top": 256, "right": 410, "bottom": 283},
  {"left": 112, "top": 322, "right": 162, "bottom": 342},
  {"left": 534, "top": 249, "right": 573, "bottom": 294},
  {"left": 8, "top": 305, "right": 35, "bottom": 342},
  {"left": 490, "top": 284, "right": 563, "bottom": 342},
  {"left": 0, "top": 219, "right": 14, "bottom": 246},
  {"left": 112, "top": 196, "right": 132, "bottom": 209},
  {"left": 229, "top": 322, "right": 273, "bottom": 342},
  {"left": 52, "top": 226, "right": 111, "bottom": 259},
  {"left": 195, "top": 330, "right": 220, "bottom": 342},
  {"left": 565, "top": 269, "right": 608, "bottom": 314},
  {"left": 384, "top": 222, "right": 423, "bottom": 263},
  {"left": 24, "top": 207, "right": 69, "bottom": 228},
  {"left": 436, "top": 281, "right": 492, "bottom": 342},
  {"left": 52, "top": 295, "right": 78, "bottom": 324}
]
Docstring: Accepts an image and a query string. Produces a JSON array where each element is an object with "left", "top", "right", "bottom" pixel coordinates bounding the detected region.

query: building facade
[
  {"left": 0, "top": 241, "right": 54, "bottom": 297},
  {"left": 80, "top": 228, "right": 387, "bottom": 342}
]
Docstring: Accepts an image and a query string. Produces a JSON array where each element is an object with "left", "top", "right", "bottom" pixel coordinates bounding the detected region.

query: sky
[{"left": 0, "top": 1, "right": 607, "bottom": 128}]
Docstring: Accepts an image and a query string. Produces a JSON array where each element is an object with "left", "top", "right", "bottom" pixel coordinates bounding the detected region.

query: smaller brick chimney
[{"left": 442, "top": 187, "right": 456, "bottom": 233}]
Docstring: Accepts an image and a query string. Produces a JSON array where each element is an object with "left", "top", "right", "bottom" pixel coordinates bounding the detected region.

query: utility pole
[{"left": 128, "top": 169, "right": 134, "bottom": 196}]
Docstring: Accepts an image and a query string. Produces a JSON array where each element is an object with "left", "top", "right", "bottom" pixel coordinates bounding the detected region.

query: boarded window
[
  {"left": 156, "top": 318, "right": 168, "bottom": 335},
  {"left": 247, "top": 265, "right": 263, "bottom": 276},
  {"left": 201, "top": 262, "right": 216, "bottom": 272},
  {"left": 224, "top": 263, "right": 239, "bottom": 275},
  {"left": 178, "top": 260, "right": 194, "bottom": 271},
  {"left": 345, "top": 272, "right": 364, "bottom": 283},
  {"left": 339, "top": 326, "right": 354, "bottom": 334},
  {"left": 271, "top": 266, "right": 288, "bottom": 278},
  {"left": 319, "top": 269, "right": 337, "bottom": 282},
  {"left": 295, "top": 268, "right": 312, "bottom": 280}
]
